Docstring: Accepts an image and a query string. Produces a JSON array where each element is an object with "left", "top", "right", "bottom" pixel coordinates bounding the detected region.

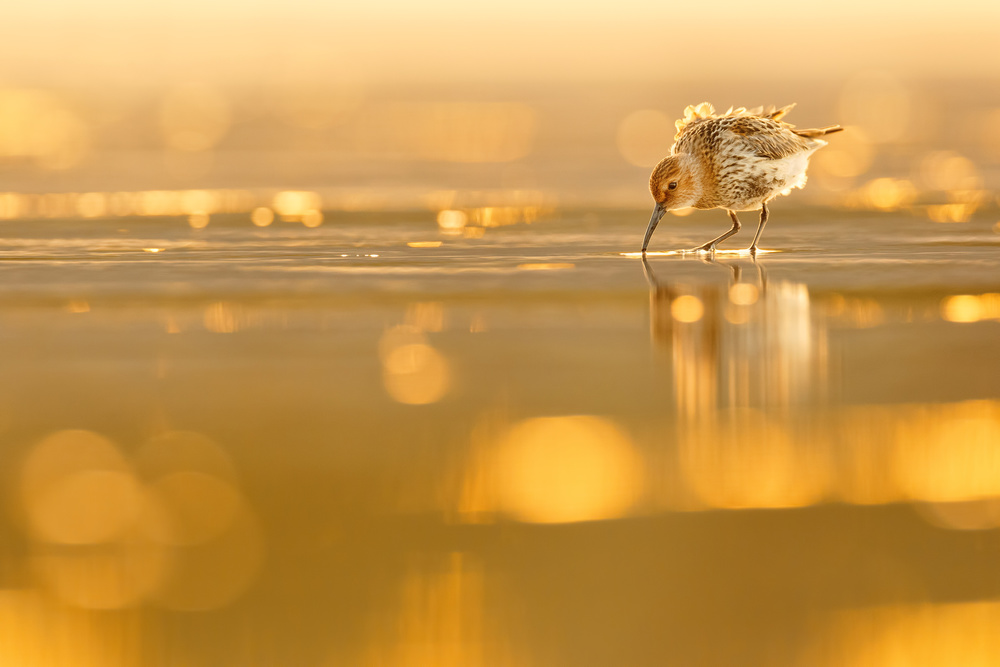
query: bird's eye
[{"left": 668, "top": 182, "right": 678, "bottom": 190}]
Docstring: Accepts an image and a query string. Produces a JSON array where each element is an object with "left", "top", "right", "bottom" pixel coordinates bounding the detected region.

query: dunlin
[{"left": 642, "top": 103, "right": 842, "bottom": 255}]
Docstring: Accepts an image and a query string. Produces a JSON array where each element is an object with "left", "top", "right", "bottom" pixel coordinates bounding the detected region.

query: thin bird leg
[
  {"left": 747, "top": 202, "right": 769, "bottom": 254},
  {"left": 692, "top": 210, "right": 741, "bottom": 252}
]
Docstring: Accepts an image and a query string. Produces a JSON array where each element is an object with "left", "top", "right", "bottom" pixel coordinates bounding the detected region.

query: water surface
[{"left": 1, "top": 209, "right": 999, "bottom": 666}]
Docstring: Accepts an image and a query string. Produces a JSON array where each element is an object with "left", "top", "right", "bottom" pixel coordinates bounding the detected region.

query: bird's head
[
  {"left": 642, "top": 155, "right": 698, "bottom": 253},
  {"left": 649, "top": 155, "right": 699, "bottom": 210}
]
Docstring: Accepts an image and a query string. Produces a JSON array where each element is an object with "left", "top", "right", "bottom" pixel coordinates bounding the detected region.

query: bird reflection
[{"left": 642, "top": 255, "right": 825, "bottom": 414}]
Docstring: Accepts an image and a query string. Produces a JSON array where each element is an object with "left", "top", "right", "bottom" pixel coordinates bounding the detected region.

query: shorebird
[{"left": 641, "top": 103, "right": 842, "bottom": 255}]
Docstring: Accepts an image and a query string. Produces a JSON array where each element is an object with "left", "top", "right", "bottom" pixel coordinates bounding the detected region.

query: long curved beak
[{"left": 641, "top": 202, "right": 667, "bottom": 254}]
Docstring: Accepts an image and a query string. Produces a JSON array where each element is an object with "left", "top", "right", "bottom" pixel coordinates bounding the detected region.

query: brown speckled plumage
[{"left": 642, "top": 103, "right": 842, "bottom": 254}]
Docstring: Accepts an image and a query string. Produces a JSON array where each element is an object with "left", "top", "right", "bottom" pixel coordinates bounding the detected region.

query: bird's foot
[
  {"left": 748, "top": 245, "right": 758, "bottom": 256},
  {"left": 690, "top": 243, "right": 717, "bottom": 253}
]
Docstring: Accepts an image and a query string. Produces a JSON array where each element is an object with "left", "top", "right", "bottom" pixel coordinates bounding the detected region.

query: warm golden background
[
  {"left": 1, "top": 0, "right": 999, "bottom": 219},
  {"left": 1, "top": 3, "right": 1000, "bottom": 667}
]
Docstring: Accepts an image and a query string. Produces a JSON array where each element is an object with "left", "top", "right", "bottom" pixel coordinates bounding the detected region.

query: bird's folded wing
[{"left": 725, "top": 119, "right": 809, "bottom": 160}]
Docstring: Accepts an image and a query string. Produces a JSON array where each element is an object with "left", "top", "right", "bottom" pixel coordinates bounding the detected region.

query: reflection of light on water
[
  {"left": 641, "top": 399, "right": 1000, "bottom": 519},
  {"left": 826, "top": 401, "right": 1000, "bottom": 523},
  {"left": 382, "top": 343, "right": 451, "bottom": 405},
  {"left": 918, "top": 151, "right": 982, "bottom": 192},
  {"left": 927, "top": 202, "right": 978, "bottom": 223},
  {"left": 302, "top": 209, "right": 324, "bottom": 228},
  {"left": 862, "top": 177, "right": 917, "bottom": 211},
  {"left": 362, "top": 553, "right": 523, "bottom": 667},
  {"left": 679, "top": 408, "right": 828, "bottom": 509},
  {"left": 824, "top": 294, "right": 885, "bottom": 328},
  {"left": 380, "top": 315, "right": 452, "bottom": 405},
  {"left": 31, "top": 533, "right": 170, "bottom": 610},
  {"left": 405, "top": 301, "right": 445, "bottom": 332},
  {"left": 516, "top": 262, "right": 574, "bottom": 271},
  {"left": 645, "top": 263, "right": 833, "bottom": 509},
  {"left": 204, "top": 301, "right": 241, "bottom": 333},
  {"left": 0, "top": 590, "right": 144, "bottom": 665},
  {"left": 914, "top": 151, "right": 987, "bottom": 223},
  {"left": 470, "top": 206, "right": 540, "bottom": 228},
  {"left": 251, "top": 206, "right": 275, "bottom": 227},
  {"left": 273, "top": 190, "right": 322, "bottom": 223},
  {"left": 31, "top": 470, "right": 143, "bottom": 545},
  {"left": 437, "top": 209, "right": 468, "bottom": 234},
  {"left": 188, "top": 212, "right": 210, "bottom": 229},
  {"left": 941, "top": 293, "right": 1000, "bottom": 323},
  {"left": 76, "top": 192, "right": 106, "bottom": 218},
  {"left": 18, "top": 429, "right": 264, "bottom": 611},
  {"left": 493, "top": 416, "right": 643, "bottom": 523},
  {"left": 894, "top": 402, "right": 1000, "bottom": 504},
  {"left": 670, "top": 294, "right": 703, "bottom": 323},
  {"left": 378, "top": 324, "right": 427, "bottom": 361},
  {"left": 803, "top": 602, "right": 1000, "bottom": 667},
  {"left": 650, "top": 271, "right": 821, "bottom": 413},
  {"left": 728, "top": 283, "right": 758, "bottom": 306},
  {"left": 21, "top": 430, "right": 135, "bottom": 543}
]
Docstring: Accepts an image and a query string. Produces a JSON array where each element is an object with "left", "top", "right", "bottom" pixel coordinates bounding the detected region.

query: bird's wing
[{"left": 724, "top": 118, "right": 810, "bottom": 160}]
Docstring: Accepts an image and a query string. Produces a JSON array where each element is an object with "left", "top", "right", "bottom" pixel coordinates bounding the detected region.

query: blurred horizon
[{"left": 0, "top": 1, "right": 998, "bottom": 223}]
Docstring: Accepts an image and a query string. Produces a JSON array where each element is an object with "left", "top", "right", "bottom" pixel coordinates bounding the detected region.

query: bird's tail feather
[{"left": 793, "top": 125, "right": 844, "bottom": 138}]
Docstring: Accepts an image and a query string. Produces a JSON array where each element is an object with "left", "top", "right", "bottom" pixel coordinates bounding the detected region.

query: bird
[{"left": 641, "top": 103, "right": 842, "bottom": 255}]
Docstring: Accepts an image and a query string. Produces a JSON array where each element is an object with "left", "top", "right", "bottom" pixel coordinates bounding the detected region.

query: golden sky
[{"left": 1, "top": 1, "right": 998, "bottom": 85}]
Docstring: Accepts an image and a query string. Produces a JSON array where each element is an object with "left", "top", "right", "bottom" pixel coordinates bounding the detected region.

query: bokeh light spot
[
  {"left": 729, "top": 283, "right": 759, "bottom": 306},
  {"left": 617, "top": 109, "right": 674, "bottom": 168},
  {"left": 251, "top": 206, "right": 274, "bottom": 227},
  {"left": 302, "top": 209, "right": 324, "bottom": 228},
  {"left": 31, "top": 470, "right": 142, "bottom": 545},
  {"left": 671, "top": 295, "right": 704, "bottom": 323},
  {"left": 494, "top": 415, "right": 643, "bottom": 523},
  {"left": 382, "top": 343, "right": 451, "bottom": 405},
  {"left": 942, "top": 295, "right": 981, "bottom": 323},
  {"left": 437, "top": 209, "right": 468, "bottom": 232}
]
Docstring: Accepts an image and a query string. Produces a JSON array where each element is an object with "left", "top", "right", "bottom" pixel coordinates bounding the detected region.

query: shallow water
[{"left": 1, "top": 209, "right": 1000, "bottom": 666}]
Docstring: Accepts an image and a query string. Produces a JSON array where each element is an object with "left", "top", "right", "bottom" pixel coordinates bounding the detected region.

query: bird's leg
[
  {"left": 692, "top": 210, "right": 741, "bottom": 252},
  {"left": 747, "top": 202, "right": 769, "bottom": 255}
]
